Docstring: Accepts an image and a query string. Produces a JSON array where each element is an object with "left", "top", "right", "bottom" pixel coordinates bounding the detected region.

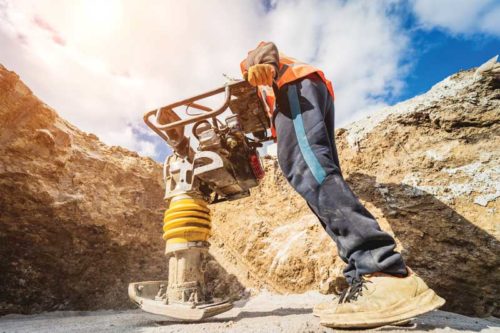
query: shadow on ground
[{"left": 155, "top": 308, "right": 312, "bottom": 326}]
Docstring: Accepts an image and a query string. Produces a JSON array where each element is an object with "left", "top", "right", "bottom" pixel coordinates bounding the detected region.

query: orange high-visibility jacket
[{"left": 240, "top": 42, "right": 335, "bottom": 137}]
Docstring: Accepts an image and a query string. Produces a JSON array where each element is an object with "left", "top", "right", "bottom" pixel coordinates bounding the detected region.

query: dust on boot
[{"left": 319, "top": 270, "right": 445, "bottom": 329}]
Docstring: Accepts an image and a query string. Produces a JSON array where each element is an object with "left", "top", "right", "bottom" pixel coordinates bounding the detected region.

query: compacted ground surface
[{"left": 1, "top": 292, "right": 498, "bottom": 333}]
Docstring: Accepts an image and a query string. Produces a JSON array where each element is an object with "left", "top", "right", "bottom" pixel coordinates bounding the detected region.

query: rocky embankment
[
  {"left": 209, "top": 57, "right": 500, "bottom": 317},
  {"left": 0, "top": 65, "right": 168, "bottom": 314},
  {"left": 0, "top": 57, "right": 498, "bottom": 319}
]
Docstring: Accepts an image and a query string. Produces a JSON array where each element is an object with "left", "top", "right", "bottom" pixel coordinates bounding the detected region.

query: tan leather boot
[
  {"left": 320, "top": 271, "right": 445, "bottom": 328},
  {"left": 312, "top": 300, "right": 337, "bottom": 317}
]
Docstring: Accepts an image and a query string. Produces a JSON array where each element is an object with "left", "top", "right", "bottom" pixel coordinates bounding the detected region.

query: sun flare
[{"left": 75, "top": 0, "right": 123, "bottom": 36}]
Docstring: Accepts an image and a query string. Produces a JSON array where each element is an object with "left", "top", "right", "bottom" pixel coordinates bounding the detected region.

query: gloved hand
[{"left": 246, "top": 64, "right": 275, "bottom": 87}]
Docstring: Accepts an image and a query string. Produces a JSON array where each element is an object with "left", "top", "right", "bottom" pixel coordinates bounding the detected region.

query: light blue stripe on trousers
[{"left": 287, "top": 84, "right": 327, "bottom": 184}]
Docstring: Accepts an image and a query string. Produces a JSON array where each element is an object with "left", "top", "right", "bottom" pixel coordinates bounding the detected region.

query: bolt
[{"left": 226, "top": 137, "right": 238, "bottom": 149}]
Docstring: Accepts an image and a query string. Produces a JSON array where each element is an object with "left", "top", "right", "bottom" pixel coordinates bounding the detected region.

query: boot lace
[{"left": 338, "top": 276, "right": 371, "bottom": 303}]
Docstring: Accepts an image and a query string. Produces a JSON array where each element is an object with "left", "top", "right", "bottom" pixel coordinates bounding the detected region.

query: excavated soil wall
[{"left": 0, "top": 65, "right": 170, "bottom": 314}]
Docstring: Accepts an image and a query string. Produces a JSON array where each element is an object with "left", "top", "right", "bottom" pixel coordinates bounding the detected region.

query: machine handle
[{"left": 143, "top": 81, "right": 247, "bottom": 134}]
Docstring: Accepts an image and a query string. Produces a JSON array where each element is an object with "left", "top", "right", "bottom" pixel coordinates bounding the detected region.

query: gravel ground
[{"left": 1, "top": 291, "right": 498, "bottom": 333}]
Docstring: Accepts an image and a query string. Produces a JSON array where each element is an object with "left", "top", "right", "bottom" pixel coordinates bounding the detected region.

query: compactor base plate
[{"left": 128, "top": 281, "right": 233, "bottom": 321}]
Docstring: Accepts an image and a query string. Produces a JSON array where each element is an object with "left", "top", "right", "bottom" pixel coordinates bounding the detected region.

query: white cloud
[
  {"left": 411, "top": 0, "right": 500, "bottom": 37},
  {"left": 0, "top": 0, "right": 410, "bottom": 160}
]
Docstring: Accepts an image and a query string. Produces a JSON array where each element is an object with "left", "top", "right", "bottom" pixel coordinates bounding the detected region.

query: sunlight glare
[{"left": 76, "top": 0, "right": 123, "bottom": 36}]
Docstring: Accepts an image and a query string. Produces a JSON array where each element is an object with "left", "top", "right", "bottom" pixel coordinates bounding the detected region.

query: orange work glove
[{"left": 246, "top": 64, "right": 275, "bottom": 87}]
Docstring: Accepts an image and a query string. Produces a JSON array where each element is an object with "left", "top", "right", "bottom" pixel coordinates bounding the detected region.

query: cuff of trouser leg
[{"left": 373, "top": 262, "right": 409, "bottom": 279}]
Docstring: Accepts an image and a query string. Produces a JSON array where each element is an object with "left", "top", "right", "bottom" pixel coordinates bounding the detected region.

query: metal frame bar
[{"left": 143, "top": 81, "right": 247, "bottom": 143}]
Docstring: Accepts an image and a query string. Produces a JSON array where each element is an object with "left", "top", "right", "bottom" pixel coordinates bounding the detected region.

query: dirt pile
[
  {"left": 209, "top": 57, "right": 500, "bottom": 317},
  {"left": 0, "top": 65, "right": 170, "bottom": 314}
]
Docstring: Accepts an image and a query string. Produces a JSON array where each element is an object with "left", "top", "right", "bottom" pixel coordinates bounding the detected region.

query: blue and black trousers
[{"left": 273, "top": 74, "right": 407, "bottom": 283}]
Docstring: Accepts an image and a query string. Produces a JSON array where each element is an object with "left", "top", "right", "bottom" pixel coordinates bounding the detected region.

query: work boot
[
  {"left": 313, "top": 277, "right": 348, "bottom": 317},
  {"left": 320, "top": 270, "right": 445, "bottom": 329},
  {"left": 312, "top": 299, "right": 337, "bottom": 317}
]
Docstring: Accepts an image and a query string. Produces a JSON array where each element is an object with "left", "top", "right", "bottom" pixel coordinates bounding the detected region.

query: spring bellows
[{"left": 163, "top": 196, "right": 211, "bottom": 251}]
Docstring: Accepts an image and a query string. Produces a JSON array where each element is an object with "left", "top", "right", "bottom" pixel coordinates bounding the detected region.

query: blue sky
[
  {"left": 397, "top": 7, "right": 499, "bottom": 102},
  {"left": 0, "top": 0, "right": 498, "bottom": 161},
  {"left": 401, "top": 31, "right": 499, "bottom": 101}
]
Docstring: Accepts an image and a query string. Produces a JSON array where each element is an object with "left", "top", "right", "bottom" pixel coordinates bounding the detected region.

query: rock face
[
  {"left": 0, "top": 65, "right": 168, "bottom": 314},
  {"left": 209, "top": 58, "right": 500, "bottom": 317}
]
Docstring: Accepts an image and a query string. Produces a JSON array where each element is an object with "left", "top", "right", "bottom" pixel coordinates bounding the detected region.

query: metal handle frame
[{"left": 143, "top": 80, "right": 248, "bottom": 143}]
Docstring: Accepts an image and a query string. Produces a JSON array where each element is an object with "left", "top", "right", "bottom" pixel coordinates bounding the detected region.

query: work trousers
[{"left": 273, "top": 75, "right": 407, "bottom": 283}]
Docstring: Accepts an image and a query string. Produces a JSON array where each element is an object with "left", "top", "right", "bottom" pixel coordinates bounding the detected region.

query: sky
[{"left": 0, "top": 0, "right": 499, "bottom": 161}]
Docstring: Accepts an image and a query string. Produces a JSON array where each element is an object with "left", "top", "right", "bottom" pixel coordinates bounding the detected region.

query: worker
[{"left": 241, "top": 42, "right": 445, "bottom": 329}]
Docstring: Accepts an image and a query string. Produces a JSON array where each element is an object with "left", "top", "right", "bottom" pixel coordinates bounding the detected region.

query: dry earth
[
  {"left": 1, "top": 292, "right": 499, "bottom": 333},
  {"left": 0, "top": 64, "right": 166, "bottom": 314}
]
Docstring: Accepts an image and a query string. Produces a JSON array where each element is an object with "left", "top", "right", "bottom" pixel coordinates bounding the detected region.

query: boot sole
[
  {"left": 320, "top": 289, "right": 445, "bottom": 329},
  {"left": 314, "top": 312, "right": 412, "bottom": 327}
]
